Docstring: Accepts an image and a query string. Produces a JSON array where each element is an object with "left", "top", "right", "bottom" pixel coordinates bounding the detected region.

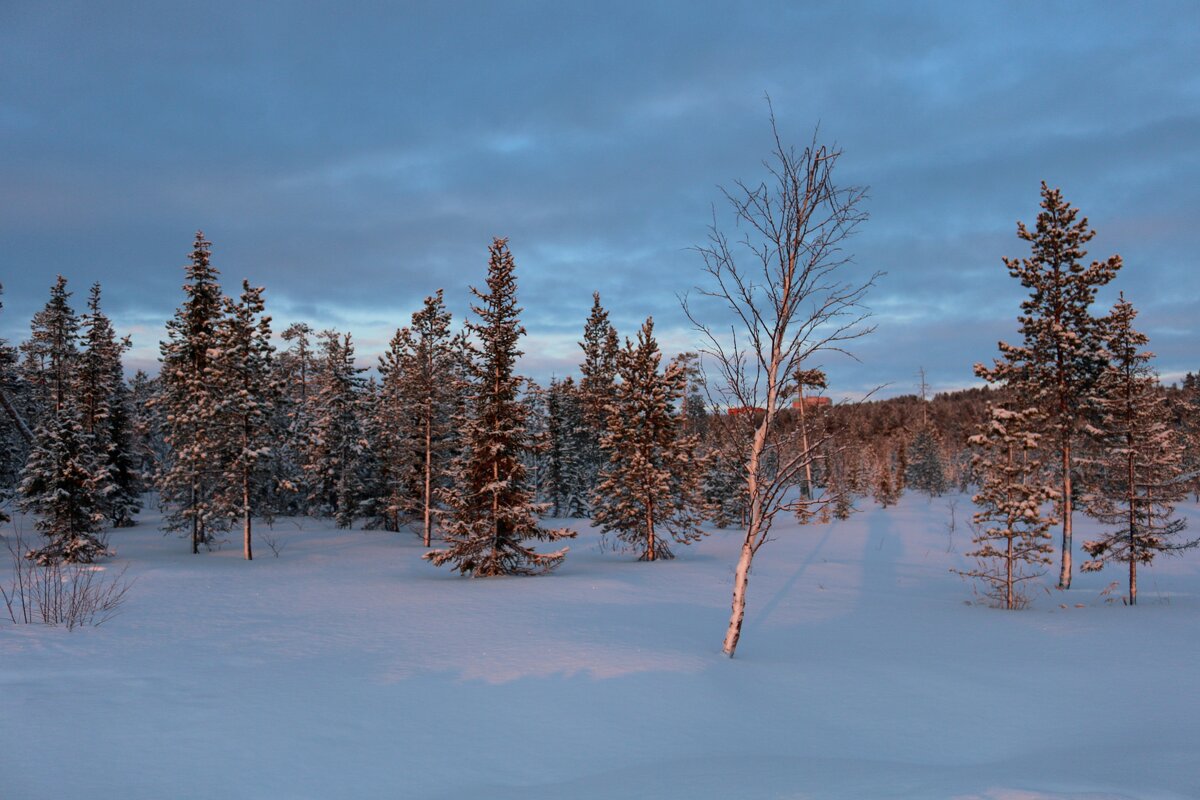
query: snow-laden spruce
[
  {"left": 592, "top": 317, "right": 707, "bottom": 561},
  {"left": 425, "top": 238, "right": 574, "bottom": 576},
  {"left": 17, "top": 276, "right": 116, "bottom": 564},
  {"left": 158, "top": 232, "right": 229, "bottom": 553}
]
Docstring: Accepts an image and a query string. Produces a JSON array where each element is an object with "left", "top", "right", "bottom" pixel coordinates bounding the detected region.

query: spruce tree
[
  {"left": 159, "top": 232, "right": 229, "bottom": 553},
  {"left": 976, "top": 183, "right": 1122, "bottom": 588},
  {"left": 520, "top": 379, "right": 551, "bottom": 508},
  {"left": 274, "top": 323, "right": 316, "bottom": 515},
  {"left": 1080, "top": 296, "right": 1197, "bottom": 604},
  {"left": 404, "top": 290, "right": 459, "bottom": 545},
  {"left": 18, "top": 402, "right": 113, "bottom": 564},
  {"left": 577, "top": 292, "right": 619, "bottom": 513},
  {"left": 702, "top": 445, "right": 747, "bottom": 528},
  {"left": 77, "top": 283, "right": 140, "bottom": 527},
  {"left": 372, "top": 326, "right": 418, "bottom": 532},
  {"left": 305, "top": 330, "right": 367, "bottom": 528},
  {"left": 129, "top": 370, "right": 164, "bottom": 490},
  {"left": 592, "top": 318, "right": 707, "bottom": 561},
  {"left": 0, "top": 284, "right": 31, "bottom": 520},
  {"left": 211, "top": 281, "right": 277, "bottom": 560},
  {"left": 16, "top": 279, "right": 115, "bottom": 563},
  {"left": 426, "top": 238, "right": 574, "bottom": 576},
  {"left": 872, "top": 448, "right": 900, "bottom": 508},
  {"left": 545, "top": 377, "right": 589, "bottom": 517},
  {"left": 907, "top": 426, "right": 947, "bottom": 497},
  {"left": 958, "top": 404, "right": 1056, "bottom": 609},
  {"left": 21, "top": 275, "right": 79, "bottom": 420}
]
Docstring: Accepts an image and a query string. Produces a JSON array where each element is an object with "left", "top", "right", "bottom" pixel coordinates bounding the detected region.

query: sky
[{"left": 1, "top": 1, "right": 1197, "bottom": 399}]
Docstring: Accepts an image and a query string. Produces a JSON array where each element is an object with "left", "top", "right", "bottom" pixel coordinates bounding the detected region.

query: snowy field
[{"left": 3, "top": 493, "right": 1199, "bottom": 800}]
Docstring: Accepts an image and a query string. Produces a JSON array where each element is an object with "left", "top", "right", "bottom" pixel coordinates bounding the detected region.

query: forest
[{"left": 3, "top": 162, "right": 1198, "bottom": 644}]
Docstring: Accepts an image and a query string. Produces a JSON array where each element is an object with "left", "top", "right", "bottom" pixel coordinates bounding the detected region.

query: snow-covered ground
[{"left": 3, "top": 494, "right": 1199, "bottom": 799}]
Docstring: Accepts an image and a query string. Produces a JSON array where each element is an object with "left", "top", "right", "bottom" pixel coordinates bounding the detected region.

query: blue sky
[{"left": 2, "top": 2, "right": 1197, "bottom": 398}]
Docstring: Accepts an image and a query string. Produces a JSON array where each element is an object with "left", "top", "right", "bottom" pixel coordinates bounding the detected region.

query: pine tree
[
  {"left": 77, "top": 284, "right": 140, "bottom": 527},
  {"left": 976, "top": 183, "right": 1122, "bottom": 589},
  {"left": 426, "top": 238, "right": 574, "bottom": 576},
  {"left": 1080, "top": 296, "right": 1198, "bottom": 604},
  {"left": 211, "top": 281, "right": 277, "bottom": 560},
  {"left": 305, "top": 330, "right": 367, "bottom": 528},
  {"left": 958, "top": 404, "right": 1057, "bottom": 609},
  {"left": 592, "top": 318, "right": 707, "bottom": 561},
  {"left": 18, "top": 402, "right": 113, "bottom": 564}
]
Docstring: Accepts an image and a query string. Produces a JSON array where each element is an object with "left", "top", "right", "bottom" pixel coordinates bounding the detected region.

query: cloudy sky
[{"left": 2, "top": 2, "right": 1197, "bottom": 398}]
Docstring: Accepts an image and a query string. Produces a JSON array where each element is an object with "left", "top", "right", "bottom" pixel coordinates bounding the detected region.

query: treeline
[
  {"left": 0, "top": 234, "right": 734, "bottom": 570},
  {"left": 2, "top": 188, "right": 1198, "bottom": 600}
]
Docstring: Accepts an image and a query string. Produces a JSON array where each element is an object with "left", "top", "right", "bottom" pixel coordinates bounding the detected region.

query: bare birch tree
[{"left": 685, "top": 109, "right": 877, "bottom": 657}]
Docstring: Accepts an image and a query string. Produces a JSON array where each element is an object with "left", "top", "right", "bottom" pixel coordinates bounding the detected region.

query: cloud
[{"left": 1, "top": 2, "right": 1197, "bottom": 392}]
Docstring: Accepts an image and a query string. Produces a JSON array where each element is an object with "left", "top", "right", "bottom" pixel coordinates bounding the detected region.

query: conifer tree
[
  {"left": 77, "top": 283, "right": 140, "bottom": 527},
  {"left": 545, "top": 377, "right": 588, "bottom": 517},
  {"left": 17, "top": 279, "right": 115, "bottom": 562},
  {"left": 371, "top": 326, "right": 417, "bottom": 532},
  {"left": 129, "top": 370, "right": 165, "bottom": 490},
  {"left": 976, "top": 183, "right": 1122, "bottom": 588},
  {"left": 211, "top": 281, "right": 277, "bottom": 560},
  {"left": 356, "top": 376, "right": 387, "bottom": 525},
  {"left": 577, "top": 292, "right": 619, "bottom": 512},
  {"left": 1080, "top": 296, "right": 1197, "bottom": 604},
  {"left": 274, "top": 323, "right": 316, "bottom": 515},
  {"left": 592, "top": 318, "right": 707, "bottom": 560},
  {"left": 958, "top": 404, "right": 1057, "bottom": 609},
  {"left": 404, "top": 290, "right": 459, "bottom": 545},
  {"left": 426, "top": 238, "right": 574, "bottom": 576},
  {"left": 907, "top": 426, "right": 947, "bottom": 497},
  {"left": 520, "top": 379, "right": 552, "bottom": 507},
  {"left": 872, "top": 454, "right": 898, "bottom": 508},
  {"left": 0, "top": 284, "right": 31, "bottom": 520},
  {"left": 18, "top": 402, "right": 113, "bottom": 564},
  {"left": 21, "top": 275, "right": 79, "bottom": 421},
  {"left": 159, "top": 231, "right": 228, "bottom": 553},
  {"left": 305, "top": 330, "right": 367, "bottom": 528}
]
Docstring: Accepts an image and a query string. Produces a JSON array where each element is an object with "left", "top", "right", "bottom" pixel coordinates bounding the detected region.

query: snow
[{"left": 3, "top": 494, "right": 1199, "bottom": 799}]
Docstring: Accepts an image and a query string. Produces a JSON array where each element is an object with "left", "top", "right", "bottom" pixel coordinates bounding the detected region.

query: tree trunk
[
  {"left": 0, "top": 385, "right": 32, "bottom": 443},
  {"left": 723, "top": 537, "right": 755, "bottom": 656},
  {"left": 423, "top": 413, "right": 433, "bottom": 547},
  {"left": 1006, "top": 534, "right": 1014, "bottom": 610},
  {"left": 645, "top": 500, "right": 656, "bottom": 562},
  {"left": 191, "top": 482, "right": 200, "bottom": 555},
  {"left": 1058, "top": 436, "right": 1073, "bottom": 589},
  {"left": 1129, "top": 555, "right": 1137, "bottom": 606},
  {"left": 243, "top": 465, "right": 253, "bottom": 561},
  {"left": 723, "top": 406, "right": 771, "bottom": 657},
  {"left": 798, "top": 386, "right": 812, "bottom": 500},
  {"left": 1127, "top": 450, "right": 1137, "bottom": 606}
]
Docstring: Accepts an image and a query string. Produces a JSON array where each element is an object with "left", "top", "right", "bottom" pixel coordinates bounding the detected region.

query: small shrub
[{"left": 1, "top": 530, "right": 133, "bottom": 630}]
